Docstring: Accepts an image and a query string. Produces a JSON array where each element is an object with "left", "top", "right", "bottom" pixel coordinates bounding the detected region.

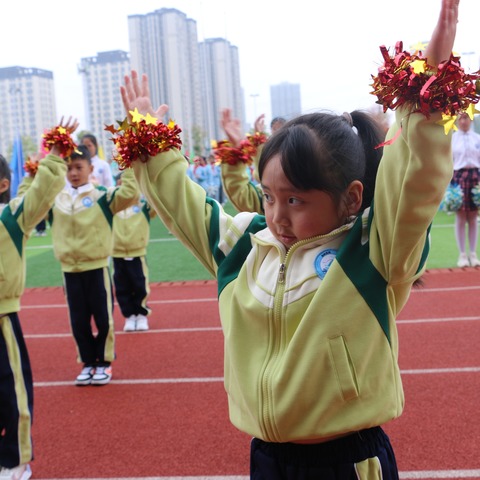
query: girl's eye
[
  {"left": 288, "top": 197, "right": 301, "bottom": 205},
  {"left": 263, "top": 193, "right": 272, "bottom": 203}
]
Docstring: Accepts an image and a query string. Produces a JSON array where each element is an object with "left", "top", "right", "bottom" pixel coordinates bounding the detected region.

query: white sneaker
[
  {"left": 123, "top": 315, "right": 136, "bottom": 332},
  {"left": 75, "top": 365, "right": 95, "bottom": 386},
  {"left": 0, "top": 463, "right": 32, "bottom": 480},
  {"left": 469, "top": 252, "right": 480, "bottom": 267},
  {"left": 457, "top": 253, "right": 470, "bottom": 268},
  {"left": 91, "top": 365, "right": 112, "bottom": 386},
  {"left": 136, "top": 314, "right": 149, "bottom": 331}
]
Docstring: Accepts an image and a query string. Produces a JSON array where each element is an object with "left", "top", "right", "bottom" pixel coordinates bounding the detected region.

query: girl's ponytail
[{"left": 350, "top": 111, "right": 386, "bottom": 211}]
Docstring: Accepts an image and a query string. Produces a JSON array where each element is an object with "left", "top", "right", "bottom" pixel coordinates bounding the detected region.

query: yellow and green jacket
[
  {"left": 51, "top": 168, "right": 139, "bottom": 272},
  {"left": 112, "top": 199, "right": 154, "bottom": 258},
  {"left": 133, "top": 107, "right": 452, "bottom": 443},
  {"left": 0, "top": 154, "right": 67, "bottom": 315}
]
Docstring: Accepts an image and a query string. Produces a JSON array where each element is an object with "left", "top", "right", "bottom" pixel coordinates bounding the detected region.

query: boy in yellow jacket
[
  {"left": 51, "top": 145, "right": 139, "bottom": 386},
  {"left": 112, "top": 173, "right": 154, "bottom": 332}
]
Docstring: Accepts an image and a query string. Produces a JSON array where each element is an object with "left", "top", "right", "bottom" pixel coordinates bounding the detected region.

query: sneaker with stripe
[
  {"left": 92, "top": 365, "right": 112, "bottom": 385},
  {"left": 75, "top": 365, "right": 95, "bottom": 386}
]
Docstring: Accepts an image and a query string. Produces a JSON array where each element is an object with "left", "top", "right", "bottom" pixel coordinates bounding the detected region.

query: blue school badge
[
  {"left": 314, "top": 249, "right": 337, "bottom": 279},
  {"left": 82, "top": 197, "right": 93, "bottom": 208}
]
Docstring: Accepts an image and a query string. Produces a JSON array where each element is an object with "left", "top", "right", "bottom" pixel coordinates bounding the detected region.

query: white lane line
[
  {"left": 411, "top": 285, "right": 480, "bottom": 293},
  {"left": 401, "top": 367, "right": 480, "bottom": 374},
  {"left": 34, "top": 377, "right": 224, "bottom": 388},
  {"left": 30, "top": 469, "right": 480, "bottom": 479},
  {"left": 400, "top": 470, "right": 480, "bottom": 479},
  {"left": 397, "top": 316, "right": 480, "bottom": 324},
  {"left": 21, "top": 297, "right": 218, "bottom": 309},
  {"left": 25, "top": 327, "right": 222, "bottom": 339},
  {"left": 33, "top": 367, "right": 480, "bottom": 388}
]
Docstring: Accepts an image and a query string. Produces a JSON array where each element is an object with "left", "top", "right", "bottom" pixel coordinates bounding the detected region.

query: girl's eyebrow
[{"left": 261, "top": 182, "right": 303, "bottom": 194}]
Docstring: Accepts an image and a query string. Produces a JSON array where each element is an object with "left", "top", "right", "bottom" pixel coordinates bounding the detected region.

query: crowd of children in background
[{"left": 187, "top": 153, "right": 224, "bottom": 203}]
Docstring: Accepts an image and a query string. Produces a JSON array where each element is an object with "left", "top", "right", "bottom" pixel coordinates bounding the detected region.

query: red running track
[{"left": 18, "top": 269, "right": 480, "bottom": 479}]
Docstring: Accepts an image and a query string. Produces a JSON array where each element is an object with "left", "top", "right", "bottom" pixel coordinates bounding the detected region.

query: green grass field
[{"left": 25, "top": 207, "right": 462, "bottom": 288}]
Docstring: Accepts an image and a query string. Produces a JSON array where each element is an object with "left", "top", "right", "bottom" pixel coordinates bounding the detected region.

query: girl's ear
[
  {"left": 0, "top": 177, "right": 10, "bottom": 195},
  {"left": 343, "top": 180, "right": 363, "bottom": 216}
]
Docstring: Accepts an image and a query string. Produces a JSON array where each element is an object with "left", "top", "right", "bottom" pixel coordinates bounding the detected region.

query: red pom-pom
[
  {"left": 105, "top": 118, "right": 182, "bottom": 169},
  {"left": 213, "top": 132, "right": 267, "bottom": 166},
  {"left": 371, "top": 41, "right": 480, "bottom": 117},
  {"left": 24, "top": 157, "right": 39, "bottom": 177},
  {"left": 42, "top": 126, "right": 77, "bottom": 158}
]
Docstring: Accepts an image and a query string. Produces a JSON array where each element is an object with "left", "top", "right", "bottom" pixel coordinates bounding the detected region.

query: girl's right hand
[{"left": 120, "top": 70, "right": 169, "bottom": 122}]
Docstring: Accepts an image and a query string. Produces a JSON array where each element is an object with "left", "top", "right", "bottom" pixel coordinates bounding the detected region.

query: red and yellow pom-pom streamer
[
  {"left": 212, "top": 132, "right": 267, "bottom": 166},
  {"left": 371, "top": 41, "right": 480, "bottom": 134},
  {"left": 24, "top": 156, "right": 39, "bottom": 177},
  {"left": 42, "top": 126, "right": 77, "bottom": 158},
  {"left": 105, "top": 108, "right": 182, "bottom": 170}
]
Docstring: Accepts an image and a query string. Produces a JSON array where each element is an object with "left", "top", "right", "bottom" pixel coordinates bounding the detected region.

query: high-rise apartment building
[
  {"left": 128, "top": 8, "right": 244, "bottom": 156},
  {"left": 270, "top": 82, "right": 302, "bottom": 121},
  {"left": 78, "top": 50, "right": 131, "bottom": 159},
  {"left": 0, "top": 66, "right": 57, "bottom": 155},
  {"left": 199, "top": 38, "right": 244, "bottom": 144},
  {"left": 128, "top": 8, "right": 204, "bottom": 155}
]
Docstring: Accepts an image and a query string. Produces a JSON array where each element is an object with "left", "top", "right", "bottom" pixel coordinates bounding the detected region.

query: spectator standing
[{"left": 451, "top": 112, "right": 480, "bottom": 267}]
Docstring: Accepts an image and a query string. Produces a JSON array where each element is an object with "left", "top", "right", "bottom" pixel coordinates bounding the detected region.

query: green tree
[
  {"left": 6, "top": 135, "right": 37, "bottom": 160},
  {"left": 191, "top": 124, "right": 206, "bottom": 157}
]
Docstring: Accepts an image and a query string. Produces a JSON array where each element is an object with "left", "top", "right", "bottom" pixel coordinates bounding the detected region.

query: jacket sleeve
[
  {"left": 107, "top": 168, "right": 140, "bottom": 214},
  {"left": 13, "top": 154, "right": 67, "bottom": 235},
  {"left": 16, "top": 175, "right": 33, "bottom": 197},
  {"left": 221, "top": 162, "right": 264, "bottom": 214},
  {"left": 369, "top": 107, "right": 453, "bottom": 284},
  {"left": 133, "top": 148, "right": 230, "bottom": 277}
]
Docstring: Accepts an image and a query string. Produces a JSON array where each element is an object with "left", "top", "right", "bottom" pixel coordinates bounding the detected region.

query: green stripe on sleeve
[
  {"left": 97, "top": 194, "right": 114, "bottom": 228},
  {"left": 336, "top": 214, "right": 390, "bottom": 343},
  {"left": 1, "top": 203, "right": 24, "bottom": 257}
]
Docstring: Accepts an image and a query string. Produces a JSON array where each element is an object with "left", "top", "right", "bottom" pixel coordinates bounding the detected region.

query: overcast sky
[{"left": 2, "top": 0, "right": 479, "bottom": 130}]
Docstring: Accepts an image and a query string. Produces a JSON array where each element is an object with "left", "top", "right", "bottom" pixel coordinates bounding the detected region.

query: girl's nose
[{"left": 272, "top": 205, "right": 289, "bottom": 226}]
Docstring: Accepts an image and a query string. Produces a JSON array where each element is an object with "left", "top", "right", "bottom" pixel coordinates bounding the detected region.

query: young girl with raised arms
[{"left": 114, "top": 0, "right": 470, "bottom": 476}]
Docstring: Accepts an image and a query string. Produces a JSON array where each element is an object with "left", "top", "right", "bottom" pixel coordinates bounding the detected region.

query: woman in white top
[
  {"left": 81, "top": 134, "right": 114, "bottom": 187},
  {"left": 451, "top": 113, "right": 480, "bottom": 267}
]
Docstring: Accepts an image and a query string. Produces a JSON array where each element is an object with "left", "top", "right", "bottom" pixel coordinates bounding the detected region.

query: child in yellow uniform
[
  {"left": 0, "top": 119, "right": 75, "bottom": 480},
  {"left": 51, "top": 145, "right": 139, "bottom": 386},
  {"left": 112, "top": 173, "right": 154, "bottom": 332}
]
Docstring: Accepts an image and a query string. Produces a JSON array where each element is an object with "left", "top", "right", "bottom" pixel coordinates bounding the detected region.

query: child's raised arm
[
  {"left": 49, "top": 116, "right": 79, "bottom": 157},
  {"left": 426, "top": 0, "right": 459, "bottom": 65}
]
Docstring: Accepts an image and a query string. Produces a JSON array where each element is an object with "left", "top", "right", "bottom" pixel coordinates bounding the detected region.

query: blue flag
[{"left": 9, "top": 134, "right": 24, "bottom": 197}]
